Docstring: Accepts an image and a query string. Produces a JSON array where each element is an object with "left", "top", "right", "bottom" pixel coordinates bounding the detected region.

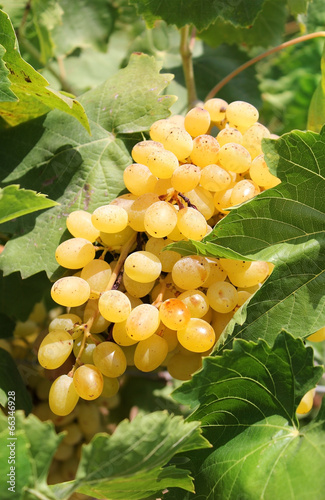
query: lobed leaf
[
  {"left": 168, "top": 332, "right": 324, "bottom": 500},
  {"left": 0, "top": 185, "right": 58, "bottom": 224}
]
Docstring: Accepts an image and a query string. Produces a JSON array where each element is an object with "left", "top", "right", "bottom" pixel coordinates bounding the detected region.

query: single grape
[
  {"left": 159, "top": 298, "right": 191, "bottom": 330},
  {"left": 230, "top": 180, "right": 260, "bottom": 205},
  {"left": 83, "top": 299, "right": 110, "bottom": 334},
  {"left": 217, "top": 143, "right": 251, "bottom": 174},
  {"left": 242, "top": 123, "right": 270, "bottom": 159},
  {"left": 149, "top": 119, "right": 175, "bottom": 143},
  {"left": 62, "top": 422, "right": 83, "bottom": 446},
  {"left": 167, "top": 352, "right": 202, "bottom": 380},
  {"left": 131, "top": 140, "right": 164, "bottom": 164},
  {"left": 171, "top": 163, "right": 201, "bottom": 192},
  {"left": 38, "top": 330, "right": 73, "bottom": 369},
  {"left": 145, "top": 237, "right": 181, "bottom": 273},
  {"left": 161, "top": 327, "right": 179, "bottom": 352},
  {"left": 202, "top": 258, "right": 227, "bottom": 287},
  {"left": 146, "top": 149, "right": 179, "bottom": 178},
  {"left": 49, "top": 314, "right": 82, "bottom": 335},
  {"left": 113, "top": 320, "right": 138, "bottom": 346},
  {"left": 93, "top": 341, "right": 127, "bottom": 377},
  {"left": 100, "top": 226, "right": 136, "bottom": 250},
  {"left": 172, "top": 256, "right": 210, "bottom": 290},
  {"left": 184, "top": 186, "right": 215, "bottom": 220},
  {"left": 73, "top": 364, "right": 103, "bottom": 400},
  {"left": 49, "top": 375, "right": 79, "bottom": 416},
  {"left": 207, "top": 281, "right": 238, "bottom": 313},
  {"left": 73, "top": 334, "right": 103, "bottom": 364},
  {"left": 124, "top": 251, "right": 162, "bottom": 283},
  {"left": 184, "top": 107, "right": 211, "bottom": 137},
  {"left": 249, "top": 154, "right": 281, "bottom": 188},
  {"left": 226, "top": 101, "right": 259, "bottom": 133},
  {"left": 66, "top": 210, "right": 100, "bottom": 242},
  {"left": 177, "top": 207, "right": 207, "bottom": 241},
  {"left": 190, "top": 134, "right": 220, "bottom": 168},
  {"left": 126, "top": 304, "right": 160, "bottom": 341},
  {"left": 128, "top": 193, "right": 160, "bottom": 232},
  {"left": 177, "top": 318, "right": 215, "bottom": 353},
  {"left": 91, "top": 205, "right": 128, "bottom": 233},
  {"left": 55, "top": 238, "right": 95, "bottom": 269},
  {"left": 123, "top": 163, "right": 157, "bottom": 195},
  {"left": 80, "top": 259, "right": 112, "bottom": 296},
  {"left": 200, "top": 164, "right": 231, "bottom": 192},
  {"left": 51, "top": 277, "right": 90, "bottom": 307},
  {"left": 134, "top": 334, "right": 168, "bottom": 372},
  {"left": 144, "top": 200, "right": 177, "bottom": 237},
  {"left": 227, "top": 261, "right": 269, "bottom": 288},
  {"left": 101, "top": 376, "right": 119, "bottom": 398},
  {"left": 123, "top": 272, "right": 156, "bottom": 298},
  {"left": 216, "top": 127, "right": 243, "bottom": 147},
  {"left": 98, "top": 290, "right": 131, "bottom": 323},
  {"left": 162, "top": 127, "right": 193, "bottom": 162},
  {"left": 308, "top": 326, "right": 325, "bottom": 342},
  {"left": 178, "top": 289, "right": 210, "bottom": 318},
  {"left": 296, "top": 388, "right": 315, "bottom": 414}
]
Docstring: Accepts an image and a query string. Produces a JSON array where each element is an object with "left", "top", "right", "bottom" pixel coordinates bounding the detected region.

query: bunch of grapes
[{"left": 38, "top": 99, "right": 285, "bottom": 417}]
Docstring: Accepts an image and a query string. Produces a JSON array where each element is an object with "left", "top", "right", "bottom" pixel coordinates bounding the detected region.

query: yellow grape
[
  {"left": 124, "top": 251, "right": 162, "bottom": 283},
  {"left": 177, "top": 318, "right": 215, "bottom": 353},
  {"left": 73, "top": 334, "right": 103, "bottom": 364},
  {"left": 123, "top": 163, "right": 157, "bottom": 196},
  {"left": 227, "top": 261, "right": 269, "bottom": 288},
  {"left": 149, "top": 120, "right": 175, "bottom": 143},
  {"left": 51, "top": 277, "right": 90, "bottom": 307},
  {"left": 207, "top": 281, "right": 238, "bottom": 313},
  {"left": 128, "top": 193, "right": 160, "bottom": 232},
  {"left": 172, "top": 256, "right": 210, "bottom": 290},
  {"left": 66, "top": 210, "right": 100, "bottom": 242},
  {"left": 100, "top": 226, "right": 136, "bottom": 250},
  {"left": 131, "top": 140, "right": 164, "bottom": 164},
  {"left": 113, "top": 320, "right": 138, "bottom": 346},
  {"left": 145, "top": 237, "right": 181, "bottom": 273},
  {"left": 177, "top": 207, "right": 207, "bottom": 241},
  {"left": 73, "top": 364, "right": 103, "bottom": 401},
  {"left": 83, "top": 299, "right": 110, "bottom": 334},
  {"left": 190, "top": 134, "right": 220, "bottom": 168},
  {"left": 307, "top": 326, "right": 325, "bottom": 342},
  {"left": 171, "top": 163, "right": 201, "bottom": 192},
  {"left": 242, "top": 123, "right": 270, "bottom": 159},
  {"left": 184, "top": 107, "right": 211, "bottom": 137},
  {"left": 49, "top": 314, "right": 82, "bottom": 334},
  {"left": 184, "top": 186, "right": 215, "bottom": 220},
  {"left": 91, "top": 205, "right": 128, "bottom": 233},
  {"left": 200, "top": 164, "right": 232, "bottom": 192},
  {"left": 217, "top": 143, "right": 251, "bottom": 174},
  {"left": 55, "top": 238, "right": 95, "bottom": 269},
  {"left": 167, "top": 352, "right": 202, "bottom": 380},
  {"left": 144, "top": 201, "right": 178, "bottom": 238},
  {"left": 146, "top": 149, "right": 179, "bottom": 178},
  {"left": 204, "top": 98, "right": 228, "bottom": 122},
  {"left": 49, "top": 375, "right": 79, "bottom": 416},
  {"left": 178, "top": 289, "right": 210, "bottom": 318},
  {"left": 80, "top": 259, "right": 112, "bottom": 296},
  {"left": 249, "top": 154, "right": 281, "bottom": 188},
  {"left": 159, "top": 298, "right": 191, "bottom": 330},
  {"left": 101, "top": 376, "right": 119, "bottom": 398},
  {"left": 62, "top": 422, "right": 83, "bottom": 446},
  {"left": 38, "top": 330, "right": 73, "bottom": 369},
  {"left": 225, "top": 100, "right": 259, "bottom": 133},
  {"left": 216, "top": 127, "right": 242, "bottom": 147},
  {"left": 211, "top": 310, "right": 235, "bottom": 340},
  {"left": 202, "top": 258, "right": 227, "bottom": 287},
  {"left": 161, "top": 327, "right": 179, "bottom": 352},
  {"left": 134, "top": 334, "right": 168, "bottom": 372},
  {"left": 162, "top": 127, "right": 193, "bottom": 162},
  {"left": 296, "top": 388, "right": 315, "bottom": 415},
  {"left": 230, "top": 180, "right": 260, "bottom": 205},
  {"left": 123, "top": 272, "right": 156, "bottom": 298},
  {"left": 93, "top": 341, "right": 127, "bottom": 377},
  {"left": 98, "top": 290, "right": 131, "bottom": 323},
  {"left": 126, "top": 304, "right": 160, "bottom": 341}
]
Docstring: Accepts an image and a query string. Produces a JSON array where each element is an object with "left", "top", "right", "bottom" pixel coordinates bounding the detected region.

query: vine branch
[
  {"left": 180, "top": 25, "right": 198, "bottom": 110},
  {"left": 205, "top": 31, "right": 325, "bottom": 101}
]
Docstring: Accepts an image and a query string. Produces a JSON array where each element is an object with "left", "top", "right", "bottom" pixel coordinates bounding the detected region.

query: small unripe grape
[
  {"left": 38, "top": 330, "right": 73, "bottom": 369},
  {"left": 124, "top": 251, "right": 162, "bottom": 283},
  {"left": 51, "top": 277, "right": 90, "bottom": 307},
  {"left": 204, "top": 98, "right": 228, "bottom": 122},
  {"left": 134, "top": 334, "right": 168, "bottom": 372},
  {"left": 177, "top": 318, "right": 215, "bottom": 353},
  {"left": 49, "top": 375, "right": 79, "bottom": 416},
  {"left": 98, "top": 290, "right": 131, "bottom": 323},
  {"left": 184, "top": 107, "right": 211, "bottom": 137},
  {"left": 159, "top": 298, "right": 191, "bottom": 330},
  {"left": 73, "top": 364, "right": 103, "bottom": 400},
  {"left": 55, "top": 238, "right": 95, "bottom": 269},
  {"left": 91, "top": 205, "right": 128, "bottom": 233},
  {"left": 93, "top": 341, "right": 127, "bottom": 377}
]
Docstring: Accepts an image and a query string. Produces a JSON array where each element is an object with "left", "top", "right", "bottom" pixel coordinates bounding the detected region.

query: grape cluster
[{"left": 39, "top": 99, "right": 283, "bottom": 416}]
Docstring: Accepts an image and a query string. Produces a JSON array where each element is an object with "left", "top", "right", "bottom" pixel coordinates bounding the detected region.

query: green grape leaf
[
  {"left": 0, "top": 349, "right": 32, "bottom": 413},
  {"left": 130, "top": 0, "right": 268, "bottom": 31},
  {"left": 0, "top": 185, "right": 58, "bottom": 224},
  {"left": 171, "top": 128, "right": 325, "bottom": 344},
  {"left": 168, "top": 332, "right": 324, "bottom": 500},
  {"left": 31, "top": 0, "right": 63, "bottom": 64},
  {"left": 0, "top": 45, "right": 16, "bottom": 102},
  {"left": 0, "top": 9, "right": 90, "bottom": 131},
  {"left": 306, "top": 0, "right": 325, "bottom": 31},
  {"left": 198, "top": 0, "right": 287, "bottom": 49},
  {"left": 0, "top": 54, "right": 175, "bottom": 279},
  {"left": 52, "top": 0, "right": 115, "bottom": 57},
  {"left": 0, "top": 412, "right": 63, "bottom": 500},
  {"left": 308, "top": 42, "right": 325, "bottom": 132},
  {"left": 288, "top": 0, "right": 309, "bottom": 14},
  {"left": 49, "top": 412, "right": 209, "bottom": 500}
]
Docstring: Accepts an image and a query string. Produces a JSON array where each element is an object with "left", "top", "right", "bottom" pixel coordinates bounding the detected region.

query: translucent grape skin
[
  {"left": 123, "top": 163, "right": 157, "bottom": 196},
  {"left": 49, "top": 375, "right": 79, "bottom": 416},
  {"left": 38, "top": 330, "right": 73, "bottom": 369},
  {"left": 51, "top": 277, "right": 90, "bottom": 307},
  {"left": 91, "top": 205, "right": 128, "bottom": 233},
  {"left": 73, "top": 364, "right": 103, "bottom": 400},
  {"left": 93, "top": 341, "right": 127, "bottom": 377},
  {"left": 134, "top": 334, "right": 168, "bottom": 372},
  {"left": 177, "top": 207, "right": 207, "bottom": 241},
  {"left": 184, "top": 106, "right": 211, "bottom": 137},
  {"left": 159, "top": 298, "right": 191, "bottom": 330},
  {"left": 126, "top": 304, "right": 160, "bottom": 341},
  {"left": 177, "top": 318, "right": 215, "bottom": 353},
  {"left": 98, "top": 290, "right": 131, "bottom": 323},
  {"left": 124, "top": 251, "right": 162, "bottom": 283},
  {"left": 308, "top": 326, "right": 325, "bottom": 342},
  {"left": 144, "top": 201, "right": 177, "bottom": 238},
  {"left": 66, "top": 210, "right": 100, "bottom": 242},
  {"left": 172, "top": 256, "right": 210, "bottom": 290},
  {"left": 55, "top": 238, "right": 95, "bottom": 269}
]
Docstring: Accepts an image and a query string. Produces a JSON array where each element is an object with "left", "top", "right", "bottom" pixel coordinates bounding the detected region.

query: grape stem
[
  {"left": 69, "top": 317, "right": 94, "bottom": 376},
  {"left": 180, "top": 25, "right": 198, "bottom": 110},
  {"left": 205, "top": 31, "right": 325, "bottom": 101},
  {"left": 152, "top": 277, "right": 168, "bottom": 308},
  {"left": 104, "top": 233, "right": 137, "bottom": 292}
]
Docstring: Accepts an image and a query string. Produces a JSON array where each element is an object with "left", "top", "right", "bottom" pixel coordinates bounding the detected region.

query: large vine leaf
[
  {"left": 31, "top": 0, "right": 63, "bottom": 64},
  {"left": 0, "top": 349, "right": 32, "bottom": 413},
  {"left": 198, "top": 0, "right": 287, "bottom": 49},
  {"left": 0, "top": 9, "right": 89, "bottom": 131},
  {"left": 0, "top": 185, "right": 58, "bottom": 224},
  {"left": 171, "top": 128, "right": 325, "bottom": 345},
  {"left": 130, "top": 0, "right": 268, "bottom": 31},
  {"left": 168, "top": 332, "right": 324, "bottom": 500},
  {"left": 0, "top": 412, "right": 63, "bottom": 500},
  {"left": 50, "top": 412, "right": 209, "bottom": 500},
  {"left": 0, "top": 54, "right": 175, "bottom": 281}
]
